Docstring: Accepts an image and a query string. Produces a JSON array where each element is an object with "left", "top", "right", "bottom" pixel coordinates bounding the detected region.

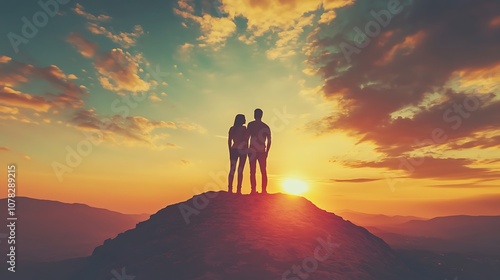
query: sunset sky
[{"left": 1, "top": 0, "right": 499, "bottom": 217}]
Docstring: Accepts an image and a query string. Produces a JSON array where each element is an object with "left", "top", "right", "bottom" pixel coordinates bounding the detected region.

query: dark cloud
[
  {"left": 306, "top": 0, "right": 500, "bottom": 179},
  {"left": 346, "top": 157, "right": 499, "bottom": 180},
  {"left": 425, "top": 182, "right": 500, "bottom": 188},
  {"left": 448, "top": 134, "right": 500, "bottom": 150}
]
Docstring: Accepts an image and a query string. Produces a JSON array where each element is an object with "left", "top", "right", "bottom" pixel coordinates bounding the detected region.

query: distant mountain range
[
  {"left": 0, "top": 197, "right": 148, "bottom": 263},
  {"left": 339, "top": 211, "right": 426, "bottom": 227},
  {"left": 340, "top": 211, "right": 500, "bottom": 255}
]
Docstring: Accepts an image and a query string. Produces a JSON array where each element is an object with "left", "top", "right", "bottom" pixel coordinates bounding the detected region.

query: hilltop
[{"left": 72, "top": 192, "right": 423, "bottom": 280}]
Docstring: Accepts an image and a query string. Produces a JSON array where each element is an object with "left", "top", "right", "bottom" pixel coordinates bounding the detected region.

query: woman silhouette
[{"left": 227, "top": 114, "right": 248, "bottom": 194}]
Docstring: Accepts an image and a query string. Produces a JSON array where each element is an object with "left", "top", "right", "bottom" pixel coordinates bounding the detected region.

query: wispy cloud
[
  {"left": 72, "top": 109, "right": 178, "bottom": 149},
  {"left": 66, "top": 32, "right": 98, "bottom": 58},
  {"left": 73, "top": 3, "right": 112, "bottom": 22},
  {"left": 333, "top": 178, "right": 381, "bottom": 183},
  {"left": 73, "top": 3, "right": 144, "bottom": 49},
  {"left": 87, "top": 23, "right": 144, "bottom": 49},
  {"left": 176, "top": 120, "right": 207, "bottom": 134}
]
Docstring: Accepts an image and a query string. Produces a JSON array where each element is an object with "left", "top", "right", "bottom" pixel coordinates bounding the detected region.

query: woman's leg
[
  {"left": 236, "top": 152, "right": 247, "bottom": 194},
  {"left": 228, "top": 150, "right": 237, "bottom": 193}
]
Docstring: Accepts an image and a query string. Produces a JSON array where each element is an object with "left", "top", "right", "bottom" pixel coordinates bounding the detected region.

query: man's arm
[{"left": 266, "top": 126, "right": 271, "bottom": 154}]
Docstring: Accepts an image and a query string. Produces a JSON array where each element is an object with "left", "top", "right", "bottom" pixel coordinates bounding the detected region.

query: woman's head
[{"left": 234, "top": 114, "right": 246, "bottom": 126}]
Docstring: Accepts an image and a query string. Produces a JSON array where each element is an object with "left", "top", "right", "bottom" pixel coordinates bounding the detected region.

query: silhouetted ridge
[{"left": 75, "top": 192, "right": 424, "bottom": 280}]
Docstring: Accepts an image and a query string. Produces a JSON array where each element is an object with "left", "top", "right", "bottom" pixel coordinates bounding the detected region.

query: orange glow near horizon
[
  {"left": 282, "top": 179, "right": 309, "bottom": 195},
  {"left": 0, "top": 0, "right": 499, "bottom": 221}
]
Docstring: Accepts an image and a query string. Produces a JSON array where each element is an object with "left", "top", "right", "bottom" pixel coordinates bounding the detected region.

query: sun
[{"left": 282, "top": 179, "right": 309, "bottom": 195}]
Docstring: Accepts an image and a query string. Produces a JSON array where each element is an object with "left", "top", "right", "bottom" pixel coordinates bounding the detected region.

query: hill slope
[
  {"left": 0, "top": 197, "right": 148, "bottom": 262},
  {"left": 72, "top": 192, "right": 423, "bottom": 280}
]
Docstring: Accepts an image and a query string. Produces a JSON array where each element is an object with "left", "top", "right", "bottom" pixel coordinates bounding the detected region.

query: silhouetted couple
[{"left": 228, "top": 108, "right": 271, "bottom": 195}]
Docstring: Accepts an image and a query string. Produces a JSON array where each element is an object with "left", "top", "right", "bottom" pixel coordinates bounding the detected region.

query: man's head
[{"left": 254, "top": 108, "right": 263, "bottom": 120}]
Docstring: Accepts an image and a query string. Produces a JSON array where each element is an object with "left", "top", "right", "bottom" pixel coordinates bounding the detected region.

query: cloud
[
  {"left": 0, "top": 87, "right": 52, "bottom": 112},
  {"left": 0, "top": 146, "right": 31, "bottom": 160},
  {"left": 304, "top": 0, "right": 500, "bottom": 179},
  {"left": 318, "top": 10, "right": 337, "bottom": 24},
  {"left": 448, "top": 63, "right": 500, "bottom": 94},
  {"left": 447, "top": 133, "right": 500, "bottom": 150},
  {"left": 222, "top": 0, "right": 351, "bottom": 36},
  {"left": 266, "top": 14, "right": 315, "bottom": 60},
  {"left": 72, "top": 3, "right": 112, "bottom": 22},
  {"left": 346, "top": 157, "right": 499, "bottom": 180},
  {"left": 87, "top": 23, "right": 144, "bottom": 49},
  {"left": 376, "top": 30, "right": 427, "bottom": 65},
  {"left": 72, "top": 109, "right": 178, "bottom": 149},
  {"left": 177, "top": 43, "right": 195, "bottom": 58},
  {"left": 180, "top": 159, "right": 193, "bottom": 166},
  {"left": 0, "top": 105, "right": 19, "bottom": 115},
  {"left": 94, "top": 48, "right": 150, "bottom": 93},
  {"left": 66, "top": 34, "right": 150, "bottom": 93},
  {"left": 173, "top": 0, "right": 352, "bottom": 56},
  {"left": 425, "top": 181, "right": 500, "bottom": 188},
  {"left": 222, "top": 0, "right": 352, "bottom": 58},
  {"left": 174, "top": 1, "right": 236, "bottom": 50},
  {"left": 0, "top": 56, "right": 12, "bottom": 63},
  {"left": 176, "top": 120, "right": 207, "bottom": 134},
  {"left": 0, "top": 60, "right": 30, "bottom": 87},
  {"left": 148, "top": 93, "right": 162, "bottom": 102},
  {"left": 73, "top": 3, "right": 143, "bottom": 48},
  {"left": 66, "top": 33, "right": 98, "bottom": 58},
  {"left": 333, "top": 178, "right": 381, "bottom": 183},
  {"left": 71, "top": 110, "right": 206, "bottom": 149},
  {"left": 0, "top": 57, "right": 86, "bottom": 113}
]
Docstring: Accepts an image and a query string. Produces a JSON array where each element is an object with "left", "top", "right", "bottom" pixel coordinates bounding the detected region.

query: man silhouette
[{"left": 247, "top": 108, "right": 271, "bottom": 194}]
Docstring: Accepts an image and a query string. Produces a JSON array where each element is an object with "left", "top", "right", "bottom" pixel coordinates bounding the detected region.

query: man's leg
[
  {"left": 249, "top": 150, "right": 257, "bottom": 193},
  {"left": 258, "top": 152, "right": 268, "bottom": 194}
]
